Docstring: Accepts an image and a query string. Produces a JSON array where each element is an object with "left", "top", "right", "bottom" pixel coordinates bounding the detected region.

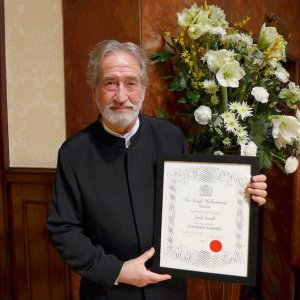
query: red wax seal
[{"left": 210, "top": 240, "right": 222, "bottom": 252}]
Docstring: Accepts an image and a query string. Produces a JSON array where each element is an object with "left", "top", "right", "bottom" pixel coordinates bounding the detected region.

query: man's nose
[{"left": 115, "top": 83, "right": 127, "bottom": 103}]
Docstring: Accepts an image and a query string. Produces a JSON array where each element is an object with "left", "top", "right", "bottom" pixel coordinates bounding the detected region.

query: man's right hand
[{"left": 116, "top": 247, "right": 171, "bottom": 287}]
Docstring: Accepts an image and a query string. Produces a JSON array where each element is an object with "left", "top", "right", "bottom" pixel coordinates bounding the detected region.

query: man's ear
[{"left": 92, "top": 87, "right": 97, "bottom": 102}]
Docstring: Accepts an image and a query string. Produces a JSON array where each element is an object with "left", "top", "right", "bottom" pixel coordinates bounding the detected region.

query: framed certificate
[{"left": 153, "top": 154, "right": 260, "bottom": 285}]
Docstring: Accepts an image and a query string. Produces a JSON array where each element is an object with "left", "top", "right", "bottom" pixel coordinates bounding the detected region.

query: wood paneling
[
  {"left": 0, "top": 0, "right": 10, "bottom": 298},
  {"left": 261, "top": 166, "right": 295, "bottom": 300},
  {"left": 63, "top": 0, "right": 141, "bottom": 138},
  {"left": 6, "top": 169, "right": 70, "bottom": 300}
]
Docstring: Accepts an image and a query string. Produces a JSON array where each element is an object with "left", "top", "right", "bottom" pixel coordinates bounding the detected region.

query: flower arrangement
[{"left": 151, "top": 2, "right": 300, "bottom": 173}]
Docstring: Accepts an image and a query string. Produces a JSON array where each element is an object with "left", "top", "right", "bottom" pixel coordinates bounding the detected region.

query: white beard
[{"left": 96, "top": 99, "right": 143, "bottom": 129}]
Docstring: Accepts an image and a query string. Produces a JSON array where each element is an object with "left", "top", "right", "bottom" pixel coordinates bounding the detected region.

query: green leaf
[
  {"left": 156, "top": 108, "right": 169, "bottom": 119},
  {"left": 258, "top": 150, "right": 272, "bottom": 170},
  {"left": 150, "top": 50, "right": 174, "bottom": 63},
  {"left": 175, "top": 60, "right": 189, "bottom": 73},
  {"left": 187, "top": 90, "right": 200, "bottom": 104},
  {"left": 168, "top": 73, "right": 187, "bottom": 91},
  {"left": 250, "top": 118, "right": 270, "bottom": 145},
  {"left": 213, "top": 116, "right": 222, "bottom": 127}
]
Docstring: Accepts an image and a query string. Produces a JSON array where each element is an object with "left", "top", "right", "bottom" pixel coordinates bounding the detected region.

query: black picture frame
[{"left": 153, "top": 154, "right": 260, "bottom": 286}]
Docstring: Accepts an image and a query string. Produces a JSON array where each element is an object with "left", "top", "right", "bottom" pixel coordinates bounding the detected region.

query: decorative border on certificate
[{"left": 153, "top": 154, "right": 260, "bottom": 285}]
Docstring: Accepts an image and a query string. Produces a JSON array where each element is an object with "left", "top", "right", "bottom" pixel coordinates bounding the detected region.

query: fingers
[
  {"left": 145, "top": 270, "right": 171, "bottom": 284},
  {"left": 251, "top": 195, "right": 267, "bottom": 206},
  {"left": 248, "top": 186, "right": 267, "bottom": 198},
  {"left": 137, "top": 247, "right": 155, "bottom": 263},
  {"left": 117, "top": 248, "right": 171, "bottom": 287},
  {"left": 247, "top": 174, "right": 267, "bottom": 206},
  {"left": 251, "top": 174, "right": 267, "bottom": 183}
]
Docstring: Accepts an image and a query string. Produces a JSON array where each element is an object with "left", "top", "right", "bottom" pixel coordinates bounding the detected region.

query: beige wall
[{"left": 4, "top": 0, "right": 66, "bottom": 168}]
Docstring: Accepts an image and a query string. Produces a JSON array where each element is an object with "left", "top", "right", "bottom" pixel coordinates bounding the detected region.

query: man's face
[{"left": 93, "top": 51, "right": 145, "bottom": 134}]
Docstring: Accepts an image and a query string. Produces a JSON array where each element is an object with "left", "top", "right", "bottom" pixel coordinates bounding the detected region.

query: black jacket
[{"left": 47, "top": 115, "right": 188, "bottom": 300}]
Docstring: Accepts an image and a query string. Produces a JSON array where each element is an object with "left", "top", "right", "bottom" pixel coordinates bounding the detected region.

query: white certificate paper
[{"left": 153, "top": 154, "right": 260, "bottom": 285}]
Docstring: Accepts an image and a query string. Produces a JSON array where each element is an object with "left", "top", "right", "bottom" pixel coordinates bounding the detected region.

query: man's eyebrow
[
  {"left": 102, "top": 75, "right": 116, "bottom": 81},
  {"left": 102, "top": 74, "right": 140, "bottom": 81}
]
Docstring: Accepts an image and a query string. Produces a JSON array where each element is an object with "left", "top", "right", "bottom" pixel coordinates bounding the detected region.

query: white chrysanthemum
[
  {"left": 237, "top": 136, "right": 249, "bottom": 145},
  {"left": 214, "top": 151, "right": 224, "bottom": 155},
  {"left": 222, "top": 137, "right": 231, "bottom": 146},
  {"left": 202, "top": 80, "right": 219, "bottom": 94},
  {"left": 204, "top": 49, "right": 235, "bottom": 72},
  {"left": 209, "top": 27, "right": 227, "bottom": 36},
  {"left": 239, "top": 33, "right": 254, "bottom": 46},
  {"left": 221, "top": 111, "right": 236, "bottom": 123},
  {"left": 236, "top": 102, "right": 253, "bottom": 120},
  {"left": 251, "top": 87, "right": 269, "bottom": 103},
  {"left": 240, "top": 141, "right": 257, "bottom": 156},
  {"left": 208, "top": 5, "right": 228, "bottom": 28},
  {"left": 274, "top": 64, "right": 289, "bottom": 83},
  {"left": 228, "top": 102, "right": 239, "bottom": 111},
  {"left": 216, "top": 61, "right": 246, "bottom": 88},
  {"left": 194, "top": 105, "right": 212, "bottom": 125},
  {"left": 271, "top": 115, "right": 300, "bottom": 149},
  {"left": 235, "top": 126, "right": 248, "bottom": 137},
  {"left": 224, "top": 118, "right": 239, "bottom": 133},
  {"left": 285, "top": 156, "right": 298, "bottom": 174},
  {"left": 222, "top": 33, "right": 253, "bottom": 49}
]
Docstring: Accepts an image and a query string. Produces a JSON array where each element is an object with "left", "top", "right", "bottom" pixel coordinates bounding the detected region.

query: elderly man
[{"left": 47, "top": 40, "right": 267, "bottom": 300}]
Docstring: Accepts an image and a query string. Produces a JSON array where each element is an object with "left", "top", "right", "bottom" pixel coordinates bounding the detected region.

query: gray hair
[{"left": 86, "top": 40, "right": 149, "bottom": 89}]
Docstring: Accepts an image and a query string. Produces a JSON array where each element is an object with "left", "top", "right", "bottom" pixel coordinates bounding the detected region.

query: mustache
[{"left": 109, "top": 101, "right": 134, "bottom": 109}]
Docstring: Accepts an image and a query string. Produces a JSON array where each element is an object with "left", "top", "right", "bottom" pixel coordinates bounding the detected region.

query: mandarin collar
[{"left": 91, "top": 115, "right": 144, "bottom": 148}]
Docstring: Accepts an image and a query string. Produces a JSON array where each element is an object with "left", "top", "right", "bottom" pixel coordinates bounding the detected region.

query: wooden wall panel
[
  {"left": 261, "top": 167, "right": 295, "bottom": 300},
  {"left": 0, "top": 0, "right": 10, "bottom": 298},
  {"left": 6, "top": 171, "right": 69, "bottom": 300},
  {"left": 63, "top": 0, "right": 141, "bottom": 138},
  {"left": 291, "top": 62, "right": 300, "bottom": 269}
]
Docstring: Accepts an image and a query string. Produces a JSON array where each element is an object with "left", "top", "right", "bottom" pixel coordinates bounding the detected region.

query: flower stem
[
  {"left": 221, "top": 86, "right": 228, "bottom": 112},
  {"left": 269, "top": 151, "right": 285, "bottom": 162},
  {"left": 188, "top": 38, "right": 199, "bottom": 73}
]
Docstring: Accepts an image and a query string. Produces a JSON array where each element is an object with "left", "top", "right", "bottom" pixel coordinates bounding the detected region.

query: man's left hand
[{"left": 247, "top": 174, "right": 267, "bottom": 206}]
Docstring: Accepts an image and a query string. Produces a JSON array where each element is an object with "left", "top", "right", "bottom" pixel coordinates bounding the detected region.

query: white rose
[
  {"left": 296, "top": 109, "right": 300, "bottom": 120},
  {"left": 214, "top": 151, "right": 224, "bottom": 155},
  {"left": 285, "top": 156, "right": 298, "bottom": 174},
  {"left": 194, "top": 105, "right": 212, "bottom": 125},
  {"left": 240, "top": 141, "right": 257, "bottom": 156},
  {"left": 251, "top": 87, "right": 269, "bottom": 103}
]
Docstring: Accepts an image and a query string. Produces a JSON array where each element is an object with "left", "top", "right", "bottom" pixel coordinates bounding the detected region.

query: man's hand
[
  {"left": 116, "top": 247, "right": 171, "bottom": 287},
  {"left": 248, "top": 174, "right": 267, "bottom": 206}
]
